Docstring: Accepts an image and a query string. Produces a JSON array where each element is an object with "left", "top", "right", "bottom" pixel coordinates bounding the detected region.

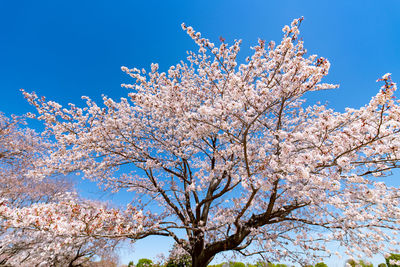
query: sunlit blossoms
[
  {"left": 0, "top": 114, "right": 127, "bottom": 266},
  {"left": 17, "top": 18, "right": 400, "bottom": 266},
  {"left": 0, "top": 193, "right": 121, "bottom": 266}
]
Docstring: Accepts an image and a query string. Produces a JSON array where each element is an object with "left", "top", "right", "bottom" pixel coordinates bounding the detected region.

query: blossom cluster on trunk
[{"left": 17, "top": 18, "right": 400, "bottom": 266}]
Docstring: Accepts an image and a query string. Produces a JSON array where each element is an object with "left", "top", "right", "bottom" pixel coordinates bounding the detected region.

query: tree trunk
[{"left": 191, "top": 253, "right": 213, "bottom": 267}]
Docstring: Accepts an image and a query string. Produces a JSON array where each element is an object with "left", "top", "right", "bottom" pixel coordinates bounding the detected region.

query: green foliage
[
  {"left": 208, "top": 263, "right": 225, "bottom": 267},
  {"left": 314, "top": 263, "right": 328, "bottom": 267},
  {"left": 253, "top": 260, "right": 267, "bottom": 267},
  {"left": 379, "top": 263, "right": 387, "bottom": 267},
  {"left": 346, "top": 259, "right": 373, "bottom": 267},
  {"left": 230, "top": 262, "right": 246, "bottom": 267},
  {"left": 360, "top": 260, "right": 373, "bottom": 267},
  {"left": 253, "top": 260, "right": 286, "bottom": 267},
  {"left": 265, "top": 264, "right": 287, "bottom": 267},
  {"left": 386, "top": 253, "right": 400, "bottom": 267},
  {"left": 208, "top": 262, "right": 249, "bottom": 267},
  {"left": 165, "top": 254, "right": 191, "bottom": 267},
  {"left": 128, "top": 261, "right": 134, "bottom": 267},
  {"left": 137, "top": 258, "right": 153, "bottom": 267}
]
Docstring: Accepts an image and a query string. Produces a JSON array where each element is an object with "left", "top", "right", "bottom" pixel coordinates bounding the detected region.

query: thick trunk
[
  {"left": 190, "top": 224, "right": 253, "bottom": 267},
  {"left": 191, "top": 253, "right": 213, "bottom": 267}
]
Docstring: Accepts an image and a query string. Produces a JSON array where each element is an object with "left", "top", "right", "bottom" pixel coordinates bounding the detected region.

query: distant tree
[
  {"left": 250, "top": 261, "right": 287, "bottom": 267},
  {"left": 229, "top": 262, "right": 245, "bottom": 267},
  {"left": 253, "top": 260, "right": 267, "bottom": 267},
  {"left": 386, "top": 254, "right": 400, "bottom": 267},
  {"left": 85, "top": 252, "right": 119, "bottom": 267},
  {"left": 208, "top": 263, "right": 225, "bottom": 267},
  {"left": 346, "top": 259, "right": 373, "bottom": 267},
  {"left": 136, "top": 258, "right": 154, "bottom": 267},
  {"left": 0, "top": 113, "right": 120, "bottom": 266},
  {"left": 166, "top": 243, "right": 192, "bottom": 267}
]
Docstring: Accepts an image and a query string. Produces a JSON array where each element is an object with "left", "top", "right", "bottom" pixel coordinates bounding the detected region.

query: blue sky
[{"left": 0, "top": 0, "right": 399, "bottom": 266}]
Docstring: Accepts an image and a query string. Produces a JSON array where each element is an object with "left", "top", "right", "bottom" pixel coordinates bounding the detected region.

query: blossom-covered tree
[
  {"left": 0, "top": 113, "right": 124, "bottom": 266},
  {"left": 0, "top": 113, "right": 59, "bottom": 204},
  {"left": 0, "top": 193, "right": 129, "bottom": 266},
  {"left": 21, "top": 18, "right": 400, "bottom": 266}
]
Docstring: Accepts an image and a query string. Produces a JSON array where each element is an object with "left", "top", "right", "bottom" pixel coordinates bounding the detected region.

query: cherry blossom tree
[
  {"left": 0, "top": 112, "right": 60, "bottom": 204},
  {"left": 0, "top": 113, "right": 125, "bottom": 266},
  {"left": 0, "top": 193, "right": 133, "bottom": 267},
  {"left": 21, "top": 18, "right": 400, "bottom": 266}
]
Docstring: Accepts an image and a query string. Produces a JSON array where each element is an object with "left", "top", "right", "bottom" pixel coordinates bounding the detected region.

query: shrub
[
  {"left": 386, "top": 254, "right": 400, "bottom": 267},
  {"left": 346, "top": 259, "right": 373, "bottom": 267},
  {"left": 165, "top": 254, "right": 191, "bottom": 267},
  {"left": 136, "top": 258, "right": 153, "bottom": 267},
  {"left": 230, "top": 262, "right": 246, "bottom": 267},
  {"left": 253, "top": 261, "right": 267, "bottom": 267},
  {"left": 314, "top": 263, "right": 328, "bottom": 267},
  {"left": 266, "top": 264, "right": 287, "bottom": 267}
]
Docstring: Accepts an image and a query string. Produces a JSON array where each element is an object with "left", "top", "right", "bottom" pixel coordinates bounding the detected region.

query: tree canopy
[{"left": 6, "top": 18, "right": 400, "bottom": 266}]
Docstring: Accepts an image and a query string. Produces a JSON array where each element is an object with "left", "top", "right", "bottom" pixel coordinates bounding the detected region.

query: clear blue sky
[{"left": 0, "top": 0, "right": 399, "bottom": 266}]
